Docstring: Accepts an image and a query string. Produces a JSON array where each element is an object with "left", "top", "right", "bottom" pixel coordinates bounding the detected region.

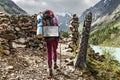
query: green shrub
[
  {"left": 61, "top": 31, "right": 69, "bottom": 38},
  {"left": 87, "top": 49, "right": 120, "bottom": 80}
]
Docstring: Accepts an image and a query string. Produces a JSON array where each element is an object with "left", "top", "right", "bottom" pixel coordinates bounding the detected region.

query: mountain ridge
[
  {"left": 88, "top": 0, "right": 120, "bottom": 47},
  {"left": 56, "top": 12, "right": 72, "bottom": 32},
  {"left": 0, "top": 0, "right": 26, "bottom": 14},
  {"left": 80, "top": 0, "right": 120, "bottom": 23}
]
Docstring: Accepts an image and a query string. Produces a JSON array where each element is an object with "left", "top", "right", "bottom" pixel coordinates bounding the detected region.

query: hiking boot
[
  {"left": 47, "top": 69, "right": 53, "bottom": 79},
  {"left": 54, "top": 64, "right": 59, "bottom": 69}
]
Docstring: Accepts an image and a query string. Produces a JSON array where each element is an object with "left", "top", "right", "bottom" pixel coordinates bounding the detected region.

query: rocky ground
[
  {"left": 0, "top": 43, "right": 95, "bottom": 80},
  {"left": 0, "top": 12, "right": 104, "bottom": 80}
]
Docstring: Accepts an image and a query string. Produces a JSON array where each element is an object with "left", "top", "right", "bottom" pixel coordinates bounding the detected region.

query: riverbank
[{"left": 90, "top": 45, "right": 120, "bottom": 62}]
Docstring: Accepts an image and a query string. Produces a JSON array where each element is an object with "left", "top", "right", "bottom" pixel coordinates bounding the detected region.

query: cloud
[
  {"left": 12, "top": 0, "right": 100, "bottom": 15},
  {"left": 41, "top": 2, "right": 47, "bottom": 6}
]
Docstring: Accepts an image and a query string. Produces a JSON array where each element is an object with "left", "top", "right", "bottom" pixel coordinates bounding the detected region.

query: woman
[{"left": 42, "top": 10, "right": 59, "bottom": 78}]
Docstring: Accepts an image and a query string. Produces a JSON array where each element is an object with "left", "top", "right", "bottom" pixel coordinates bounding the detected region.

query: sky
[{"left": 12, "top": 0, "right": 100, "bottom": 15}]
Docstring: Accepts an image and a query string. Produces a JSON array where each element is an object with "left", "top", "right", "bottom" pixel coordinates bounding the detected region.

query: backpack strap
[{"left": 53, "top": 17, "right": 58, "bottom": 26}]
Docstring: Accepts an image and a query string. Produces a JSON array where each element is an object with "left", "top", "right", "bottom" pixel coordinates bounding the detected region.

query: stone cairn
[
  {"left": 68, "top": 14, "right": 80, "bottom": 53},
  {"left": 0, "top": 12, "right": 45, "bottom": 55}
]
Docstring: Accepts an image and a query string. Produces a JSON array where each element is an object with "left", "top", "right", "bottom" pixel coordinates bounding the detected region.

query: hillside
[
  {"left": 0, "top": 0, "right": 26, "bottom": 14},
  {"left": 90, "top": 10, "right": 120, "bottom": 47}
]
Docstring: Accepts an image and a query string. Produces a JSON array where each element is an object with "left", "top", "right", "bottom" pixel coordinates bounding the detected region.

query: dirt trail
[{"left": 0, "top": 43, "right": 94, "bottom": 80}]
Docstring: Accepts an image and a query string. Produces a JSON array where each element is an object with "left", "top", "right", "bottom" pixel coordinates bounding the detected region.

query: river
[{"left": 90, "top": 45, "right": 120, "bottom": 62}]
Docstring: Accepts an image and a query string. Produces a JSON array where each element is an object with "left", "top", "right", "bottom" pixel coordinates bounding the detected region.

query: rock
[
  {"left": 9, "top": 73, "right": 17, "bottom": 80},
  {"left": 15, "top": 27, "right": 20, "bottom": 31},
  {"left": 0, "top": 24, "right": 8, "bottom": 30},
  {"left": 65, "top": 58, "right": 74, "bottom": 66},
  {"left": 2, "top": 45, "right": 10, "bottom": 50},
  {"left": 68, "top": 66, "right": 75, "bottom": 72},
  {"left": 64, "top": 58, "right": 71, "bottom": 63},
  {"left": 6, "top": 66, "right": 14, "bottom": 70},
  {"left": 66, "top": 48, "right": 73, "bottom": 52},
  {"left": 66, "top": 60, "right": 74, "bottom": 66},
  {"left": 18, "top": 38, "right": 26, "bottom": 44},
  {"left": 0, "top": 50, "right": 6, "bottom": 54},
  {"left": 0, "top": 34, "right": 16, "bottom": 40},
  {"left": 12, "top": 42, "right": 26, "bottom": 48},
  {"left": 65, "top": 45, "right": 69, "bottom": 49},
  {"left": 67, "top": 42, "right": 72, "bottom": 45},
  {"left": 4, "top": 50, "right": 10, "bottom": 55},
  {"left": 39, "top": 44, "right": 44, "bottom": 49},
  {"left": 0, "top": 50, "right": 10, "bottom": 55}
]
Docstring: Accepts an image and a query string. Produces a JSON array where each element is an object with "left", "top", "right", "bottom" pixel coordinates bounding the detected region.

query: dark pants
[{"left": 46, "top": 39, "right": 58, "bottom": 68}]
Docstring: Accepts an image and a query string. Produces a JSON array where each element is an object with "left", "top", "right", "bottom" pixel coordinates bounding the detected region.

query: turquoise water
[{"left": 90, "top": 45, "right": 120, "bottom": 62}]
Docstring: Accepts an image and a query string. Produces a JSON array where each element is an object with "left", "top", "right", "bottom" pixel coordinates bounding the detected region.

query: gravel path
[{"left": 0, "top": 43, "right": 94, "bottom": 80}]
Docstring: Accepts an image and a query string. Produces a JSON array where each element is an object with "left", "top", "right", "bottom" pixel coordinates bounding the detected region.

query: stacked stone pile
[
  {"left": 0, "top": 12, "right": 45, "bottom": 54},
  {"left": 68, "top": 14, "right": 80, "bottom": 52}
]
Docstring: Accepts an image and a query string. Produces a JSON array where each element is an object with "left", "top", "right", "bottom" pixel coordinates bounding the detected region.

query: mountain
[
  {"left": 56, "top": 12, "right": 72, "bottom": 32},
  {"left": 90, "top": 14, "right": 120, "bottom": 47},
  {"left": 89, "top": 2, "right": 120, "bottom": 47},
  {"left": 92, "top": 4, "right": 120, "bottom": 29},
  {"left": 80, "top": 0, "right": 120, "bottom": 23},
  {"left": 0, "top": 0, "right": 26, "bottom": 14}
]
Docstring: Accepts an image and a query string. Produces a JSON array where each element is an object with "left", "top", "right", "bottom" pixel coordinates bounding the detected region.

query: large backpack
[
  {"left": 42, "top": 10, "right": 59, "bottom": 38},
  {"left": 43, "top": 10, "right": 58, "bottom": 26}
]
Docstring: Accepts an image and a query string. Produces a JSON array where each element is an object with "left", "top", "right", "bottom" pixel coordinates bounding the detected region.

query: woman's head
[{"left": 43, "top": 10, "right": 54, "bottom": 19}]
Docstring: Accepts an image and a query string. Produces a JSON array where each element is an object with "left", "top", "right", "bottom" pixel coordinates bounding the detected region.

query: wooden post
[{"left": 74, "top": 11, "right": 92, "bottom": 69}]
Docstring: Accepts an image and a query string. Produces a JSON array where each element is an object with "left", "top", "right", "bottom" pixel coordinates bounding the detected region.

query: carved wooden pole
[{"left": 74, "top": 12, "right": 92, "bottom": 69}]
